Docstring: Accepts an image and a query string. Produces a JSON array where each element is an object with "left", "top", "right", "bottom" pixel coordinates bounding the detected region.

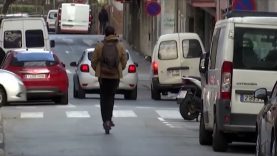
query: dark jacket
[
  {"left": 98, "top": 8, "right": 109, "bottom": 23},
  {"left": 91, "top": 35, "right": 127, "bottom": 79}
]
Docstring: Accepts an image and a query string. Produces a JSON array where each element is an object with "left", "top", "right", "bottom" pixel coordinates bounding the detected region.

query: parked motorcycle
[{"left": 177, "top": 76, "right": 202, "bottom": 121}]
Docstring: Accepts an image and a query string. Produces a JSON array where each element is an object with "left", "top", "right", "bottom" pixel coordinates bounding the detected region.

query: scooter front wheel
[{"left": 179, "top": 94, "right": 199, "bottom": 120}]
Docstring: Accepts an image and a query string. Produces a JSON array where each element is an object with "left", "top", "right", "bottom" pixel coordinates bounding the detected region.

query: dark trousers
[
  {"left": 99, "top": 22, "right": 107, "bottom": 35},
  {"left": 99, "top": 78, "right": 119, "bottom": 123}
]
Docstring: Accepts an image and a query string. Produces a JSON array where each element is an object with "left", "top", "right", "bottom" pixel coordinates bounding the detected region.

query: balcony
[{"left": 187, "top": 0, "right": 216, "bottom": 8}]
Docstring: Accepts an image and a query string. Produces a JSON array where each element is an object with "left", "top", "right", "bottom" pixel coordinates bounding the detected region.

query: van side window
[
  {"left": 158, "top": 40, "right": 178, "bottom": 60},
  {"left": 210, "top": 29, "right": 221, "bottom": 69},
  {"left": 4, "top": 30, "right": 22, "bottom": 48},
  {"left": 26, "top": 30, "right": 44, "bottom": 48},
  {"left": 182, "top": 39, "right": 202, "bottom": 58}
]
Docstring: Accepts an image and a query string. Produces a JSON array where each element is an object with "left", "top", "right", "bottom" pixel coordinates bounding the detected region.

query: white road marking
[
  {"left": 66, "top": 111, "right": 90, "bottom": 118},
  {"left": 66, "top": 69, "right": 72, "bottom": 74},
  {"left": 20, "top": 112, "right": 44, "bottom": 118},
  {"left": 65, "top": 51, "right": 69, "bottom": 54},
  {"left": 156, "top": 110, "right": 182, "bottom": 119},
  {"left": 113, "top": 110, "right": 137, "bottom": 117},
  {"left": 157, "top": 117, "right": 165, "bottom": 122},
  {"left": 136, "top": 106, "right": 155, "bottom": 109}
]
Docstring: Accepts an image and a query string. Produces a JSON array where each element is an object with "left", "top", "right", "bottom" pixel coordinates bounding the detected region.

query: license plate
[
  {"left": 25, "top": 74, "right": 46, "bottom": 79},
  {"left": 169, "top": 70, "right": 180, "bottom": 76},
  {"left": 240, "top": 94, "right": 264, "bottom": 103}
]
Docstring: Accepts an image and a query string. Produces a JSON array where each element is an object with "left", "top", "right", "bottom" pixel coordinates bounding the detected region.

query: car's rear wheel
[
  {"left": 0, "top": 87, "right": 7, "bottom": 107},
  {"left": 151, "top": 84, "right": 160, "bottom": 100},
  {"left": 199, "top": 114, "right": 212, "bottom": 145},
  {"left": 212, "top": 122, "right": 228, "bottom": 152},
  {"left": 73, "top": 76, "right": 85, "bottom": 99},
  {"left": 124, "top": 87, "right": 137, "bottom": 100},
  {"left": 54, "top": 92, "right": 68, "bottom": 105}
]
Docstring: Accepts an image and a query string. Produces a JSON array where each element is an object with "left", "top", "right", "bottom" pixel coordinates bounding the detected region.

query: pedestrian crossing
[{"left": 2, "top": 103, "right": 199, "bottom": 129}]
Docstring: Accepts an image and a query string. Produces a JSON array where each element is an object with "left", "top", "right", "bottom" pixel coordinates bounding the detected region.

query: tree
[{"left": 2, "top": 0, "right": 16, "bottom": 14}]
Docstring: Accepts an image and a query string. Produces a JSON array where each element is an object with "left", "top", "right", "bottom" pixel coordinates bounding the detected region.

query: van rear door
[
  {"left": 179, "top": 33, "right": 204, "bottom": 78},
  {"left": 157, "top": 34, "right": 182, "bottom": 85},
  {"left": 231, "top": 25, "right": 277, "bottom": 114}
]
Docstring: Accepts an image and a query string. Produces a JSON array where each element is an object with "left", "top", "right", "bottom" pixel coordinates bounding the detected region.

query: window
[
  {"left": 4, "top": 30, "right": 22, "bottom": 48},
  {"left": 11, "top": 52, "right": 58, "bottom": 67},
  {"left": 26, "top": 30, "right": 44, "bottom": 48},
  {"left": 210, "top": 29, "right": 221, "bottom": 69},
  {"left": 158, "top": 40, "right": 178, "bottom": 60},
  {"left": 182, "top": 39, "right": 202, "bottom": 58},
  {"left": 48, "top": 12, "right": 57, "bottom": 19},
  {"left": 233, "top": 27, "right": 277, "bottom": 71}
]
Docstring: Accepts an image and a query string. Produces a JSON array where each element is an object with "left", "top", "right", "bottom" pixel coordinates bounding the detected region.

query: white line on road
[
  {"left": 20, "top": 112, "right": 44, "bottom": 118},
  {"left": 66, "top": 111, "right": 90, "bottom": 118},
  {"left": 156, "top": 110, "right": 182, "bottom": 119},
  {"left": 113, "top": 110, "right": 137, "bottom": 117},
  {"left": 65, "top": 51, "right": 69, "bottom": 54},
  {"left": 157, "top": 117, "right": 165, "bottom": 122}
]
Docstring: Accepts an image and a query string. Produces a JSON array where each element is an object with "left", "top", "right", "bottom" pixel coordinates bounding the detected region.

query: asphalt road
[{"left": 1, "top": 34, "right": 255, "bottom": 156}]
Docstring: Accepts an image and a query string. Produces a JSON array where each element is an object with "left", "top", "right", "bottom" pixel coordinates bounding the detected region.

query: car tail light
[
  {"left": 80, "top": 64, "right": 89, "bottom": 72},
  {"left": 128, "top": 64, "right": 136, "bottom": 73},
  {"left": 152, "top": 61, "right": 158, "bottom": 75},
  {"left": 220, "top": 61, "right": 233, "bottom": 100}
]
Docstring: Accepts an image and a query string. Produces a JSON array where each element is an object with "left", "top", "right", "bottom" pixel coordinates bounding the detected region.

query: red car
[{"left": 1, "top": 50, "right": 69, "bottom": 104}]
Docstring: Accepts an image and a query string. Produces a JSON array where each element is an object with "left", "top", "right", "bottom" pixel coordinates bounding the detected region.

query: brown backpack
[{"left": 100, "top": 41, "right": 119, "bottom": 76}]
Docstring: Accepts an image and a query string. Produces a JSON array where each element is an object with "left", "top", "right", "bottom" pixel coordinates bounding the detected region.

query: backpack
[{"left": 100, "top": 41, "right": 119, "bottom": 76}]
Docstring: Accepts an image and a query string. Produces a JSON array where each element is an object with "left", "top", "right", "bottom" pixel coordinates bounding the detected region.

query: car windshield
[
  {"left": 233, "top": 27, "right": 277, "bottom": 71},
  {"left": 11, "top": 52, "right": 58, "bottom": 67}
]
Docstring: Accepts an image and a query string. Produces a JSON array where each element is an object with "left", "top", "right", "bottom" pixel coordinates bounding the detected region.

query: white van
[
  {"left": 199, "top": 11, "right": 277, "bottom": 152},
  {"left": 150, "top": 33, "right": 205, "bottom": 100},
  {"left": 0, "top": 17, "right": 55, "bottom": 53},
  {"left": 55, "top": 3, "right": 92, "bottom": 34},
  {"left": 46, "top": 9, "right": 58, "bottom": 31}
]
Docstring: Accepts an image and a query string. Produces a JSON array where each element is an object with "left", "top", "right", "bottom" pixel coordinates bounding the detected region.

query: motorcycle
[{"left": 177, "top": 76, "right": 202, "bottom": 121}]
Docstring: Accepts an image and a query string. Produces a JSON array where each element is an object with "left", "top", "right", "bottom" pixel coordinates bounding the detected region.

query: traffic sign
[
  {"left": 232, "top": 0, "right": 256, "bottom": 11},
  {"left": 146, "top": 1, "right": 161, "bottom": 16}
]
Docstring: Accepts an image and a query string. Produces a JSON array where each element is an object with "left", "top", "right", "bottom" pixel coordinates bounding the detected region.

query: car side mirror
[
  {"left": 144, "top": 56, "right": 151, "bottom": 62},
  {"left": 254, "top": 88, "right": 268, "bottom": 104},
  {"left": 70, "top": 62, "right": 77, "bottom": 67},
  {"left": 50, "top": 40, "right": 55, "bottom": 48},
  {"left": 199, "top": 52, "right": 209, "bottom": 73}
]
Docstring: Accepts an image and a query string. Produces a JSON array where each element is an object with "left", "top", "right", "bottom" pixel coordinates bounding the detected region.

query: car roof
[{"left": 85, "top": 48, "right": 130, "bottom": 53}]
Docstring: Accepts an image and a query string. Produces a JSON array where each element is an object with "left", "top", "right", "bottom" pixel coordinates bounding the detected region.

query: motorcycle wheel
[{"left": 179, "top": 93, "right": 199, "bottom": 120}]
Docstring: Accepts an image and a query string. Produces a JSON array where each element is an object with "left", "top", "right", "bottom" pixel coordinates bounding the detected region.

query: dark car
[
  {"left": 1, "top": 49, "right": 69, "bottom": 104},
  {"left": 255, "top": 81, "right": 277, "bottom": 156}
]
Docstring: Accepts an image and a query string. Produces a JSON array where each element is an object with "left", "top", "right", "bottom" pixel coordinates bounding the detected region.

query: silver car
[
  {"left": 70, "top": 48, "right": 138, "bottom": 100},
  {"left": 0, "top": 69, "right": 27, "bottom": 106}
]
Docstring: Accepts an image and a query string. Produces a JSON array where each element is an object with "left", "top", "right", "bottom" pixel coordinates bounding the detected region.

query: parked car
[
  {"left": 1, "top": 50, "right": 68, "bottom": 104},
  {"left": 46, "top": 10, "right": 58, "bottom": 32},
  {"left": 255, "top": 82, "right": 277, "bottom": 156},
  {"left": 149, "top": 33, "right": 205, "bottom": 100},
  {"left": 0, "top": 17, "right": 55, "bottom": 53},
  {"left": 70, "top": 48, "right": 138, "bottom": 100},
  {"left": 0, "top": 69, "right": 26, "bottom": 106},
  {"left": 199, "top": 11, "right": 277, "bottom": 152}
]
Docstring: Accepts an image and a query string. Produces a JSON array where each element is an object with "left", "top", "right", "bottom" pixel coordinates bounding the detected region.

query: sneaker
[{"left": 103, "top": 121, "right": 111, "bottom": 131}]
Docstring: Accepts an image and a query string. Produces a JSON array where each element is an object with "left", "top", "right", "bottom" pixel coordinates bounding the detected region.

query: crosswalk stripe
[
  {"left": 66, "top": 111, "right": 90, "bottom": 118},
  {"left": 66, "top": 69, "right": 72, "bottom": 74},
  {"left": 20, "top": 112, "right": 44, "bottom": 118},
  {"left": 156, "top": 110, "right": 182, "bottom": 119},
  {"left": 113, "top": 110, "right": 137, "bottom": 117}
]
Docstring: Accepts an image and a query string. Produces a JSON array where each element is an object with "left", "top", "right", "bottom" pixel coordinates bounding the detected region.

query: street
[{"left": 1, "top": 34, "right": 255, "bottom": 156}]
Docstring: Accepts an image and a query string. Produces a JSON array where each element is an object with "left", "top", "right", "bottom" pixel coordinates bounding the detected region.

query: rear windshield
[
  {"left": 233, "top": 27, "right": 277, "bottom": 71},
  {"left": 158, "top": 40, "right": 178, "bottom": 60},
  {"left": 26, "top": 30, "right": 44, "bottom": 48},
  {"left": 48, "top": 12, "right": 57, "bottom": 19},
  {"left": 4, "top": 30, "right": 22, "bottom": 48},
  {"left": 11, "top": 52, "right": 58, "bottom": 67},
  {"left": 182, "top": 39, "right": 202, "bottom": 58}
]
